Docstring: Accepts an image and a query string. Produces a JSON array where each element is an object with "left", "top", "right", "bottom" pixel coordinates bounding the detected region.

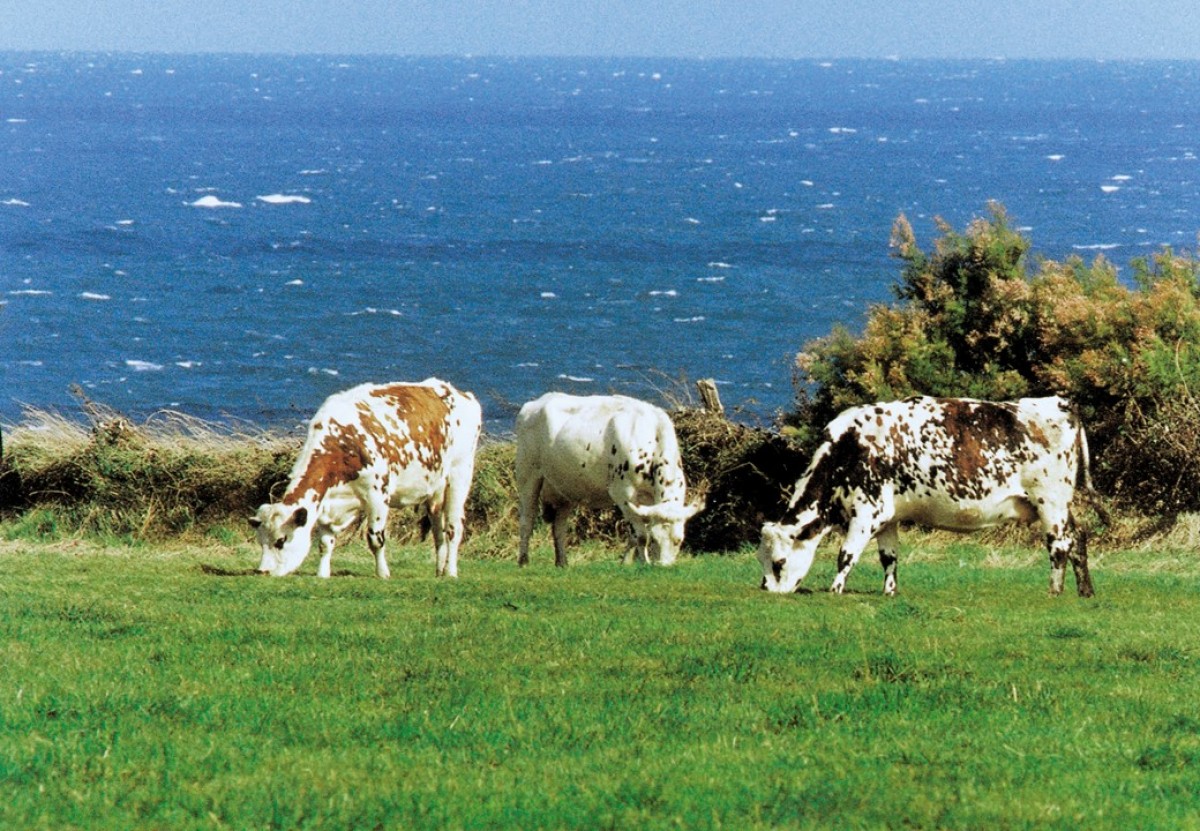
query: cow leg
[
  {"left": 876, "top": 523, "right": 900, "bottom": 596},
  {"left": 429, "top": 503, "right": 449, "bottom": 577},
  {"left": 1040, "top": 503, "right": 1086, "bottom": 597},
  {"left": 316, "top": 529, "right": 337, "bottom": 579},
  {"left": 440, "top": 481, "right": 470, "bottom": 579},
  {"left": 517, "top": 477, "right": 542, "bottom": 567},
  {"left": 1047, "top": 509, "right": 1095, "bottom": 598},
  {"left": 551, "top": 505, "right": 571, "bottom": 568},
  {"left": 830, "top": 514, "right": 879, "bottom": 594},
  {"left": 623, "top": 522, "right": 649, "bottom": 565},
  {"left": 365, "top": 498, "right": 391, "bottom": 579},
  {"left": 1069, "top": 515, "right": 1095, "bottom": 598}
]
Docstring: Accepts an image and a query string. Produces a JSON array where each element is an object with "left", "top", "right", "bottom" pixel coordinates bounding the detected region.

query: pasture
[{"left": 2, "top": 532, "right": 1200, "bottom": 830}]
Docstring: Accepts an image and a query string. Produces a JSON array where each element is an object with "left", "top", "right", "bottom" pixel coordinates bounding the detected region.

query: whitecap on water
[
  {"left": 557, "top": 374, "right": 594, "bottom": 383},
  {"left": 191, "top": 195, "right": 242, "bottom": 209},
  {"left": 3, "top": 198, "right": 30, "bottom": 207},
  {"left": 1100, "top": 185, "right": 1120, "bottom": 194},
  {"left": 125, "top": 360, "right": 163, "bottom": 372},
  {"left": 80, "top": 292, "right": 111, "bottom": 301},
  {"left": 257, "top": 194, "right": 312, "bottom": 205}
]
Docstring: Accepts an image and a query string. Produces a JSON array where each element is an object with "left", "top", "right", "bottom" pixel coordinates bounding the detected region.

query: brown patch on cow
[
  {"left": 368, "top": 384, "right": 451, "bottom": 469},
  {"left": 286, "top": 421, "right": 373, "bottom": 501},
  {"left": 935, "top": 399, "right": 1027, "bottom": 486}
]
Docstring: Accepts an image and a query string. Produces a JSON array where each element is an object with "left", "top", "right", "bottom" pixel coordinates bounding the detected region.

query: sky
[{"left": 2, "top": 0, "right": 1200, "bottom": 60}]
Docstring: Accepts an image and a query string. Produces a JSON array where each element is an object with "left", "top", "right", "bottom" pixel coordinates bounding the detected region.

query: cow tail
[{"left": 1075, "top": 421, "right": 1094, "bottom": 493}]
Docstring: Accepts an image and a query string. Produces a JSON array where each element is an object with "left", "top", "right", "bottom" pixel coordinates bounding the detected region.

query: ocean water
[{"left": 3, "top": 54, "right": 1200, "bottom": 430}]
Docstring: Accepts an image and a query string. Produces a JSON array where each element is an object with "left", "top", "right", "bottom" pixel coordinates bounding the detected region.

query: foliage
[
  {"left": 0, "top": 406, "right": 296, "bottom": 537},
  {"left": 2, "top": 540, "right": 1199, "bottom": 830},
  {"left": 789, "top": 202, "right": 1200, "bottom": 512},
  {"left": 672, "top": 407, "right": 809, "bottom": 551}
]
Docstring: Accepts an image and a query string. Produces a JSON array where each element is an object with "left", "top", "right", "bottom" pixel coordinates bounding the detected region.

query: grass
[{"left": 2, "top": 531, "right": 1200, "bottom": 830}]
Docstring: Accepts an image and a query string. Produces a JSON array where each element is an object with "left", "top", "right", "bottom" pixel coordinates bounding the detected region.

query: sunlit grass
[{"left": 2, "top": 534, "right": 1198, "bottom": 830}]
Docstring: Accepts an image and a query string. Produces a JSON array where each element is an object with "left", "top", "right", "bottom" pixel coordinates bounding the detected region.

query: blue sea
[{"left": 3, "top": 54, "right": 1200, "bottom": 430}]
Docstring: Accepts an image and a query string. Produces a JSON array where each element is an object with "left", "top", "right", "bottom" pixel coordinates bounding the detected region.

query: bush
[
  {"left": 0, "top": 406, "right": 296, "bottom": 537},
  {"left": 672, "top": 408, "right": 809, "bottom": 551},
  {"left": 788, "top": 202, "right": 1200, "bottom": 512}
]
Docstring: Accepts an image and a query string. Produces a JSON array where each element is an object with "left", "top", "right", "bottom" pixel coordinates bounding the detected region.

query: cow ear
[
  {"left": 290, "top": 507, "right": 309, "bottom": 528},
  {"left": 248, "top": 517, "right": 262, "bottom": 529}
]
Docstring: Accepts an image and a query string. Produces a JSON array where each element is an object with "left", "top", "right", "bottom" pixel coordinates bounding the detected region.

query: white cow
[
  {"left": 250, "top": 379, "right": 481, "bottom": 578},
  {"left": 758, "top": 395, "right": 1096, "bottom": 597},
  {"left": 516, "top": 392, "right": 704, "bottom": 567}
]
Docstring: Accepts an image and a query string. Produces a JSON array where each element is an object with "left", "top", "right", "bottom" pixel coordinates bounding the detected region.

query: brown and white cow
[
  {"left": 758, "top": 395, "right": 1096, "bottom": 597},
  {"left": 250, "top": 378, "right": 481, "bottom": 578},
  {"left": 516, "top": 392, "right": 704, "bottom": 567}
]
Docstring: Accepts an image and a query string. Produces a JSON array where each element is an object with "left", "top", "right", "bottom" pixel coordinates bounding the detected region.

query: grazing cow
[
  {"left": 758, "top": 396, "right": 1096, "bottom": 597},
  {"left": 250, "top": 379, "right": 481, "bottom": 579},
  {"left": 516, "top": 392, "right": 704, "bottom": 567}
]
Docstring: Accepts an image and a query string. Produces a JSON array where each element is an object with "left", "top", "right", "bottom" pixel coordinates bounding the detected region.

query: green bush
[{"left": 788, "top": 201, "right": 1200, "bottom": 512}]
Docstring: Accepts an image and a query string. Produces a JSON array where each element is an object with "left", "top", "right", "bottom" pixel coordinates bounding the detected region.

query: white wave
[
  {"left": 286, "top": 279, "right": 304, "bottom": 286},
  {"left": 299, "top": 169, "right": 327, "bottom": 175},
  {"left": 7, "top": 118, "right": 27, "bottom": 124},
  {"left": 817, "top": 203, "right": 836, "bottom": 209},
  {"left": 307, "top": 367, "right": 340, "bottom": 376},
  {"left": 116, "top": 219, "right": 134, "bottom": 226},
  {"left": 3, "top": 198, "right": 30, "bottom": 206},
  {"left": 697, "top": 276, "right": 726, "bottom": 283},
  {"left": 10, "top": 289, "right": 50, "bottom": 296},
  {"left": 191, "top": 195, "right": 242, "bottom": 209},
  {"left": 80, "top": 292, "right": 111, "bottom": 301},
  {"left": 1111, "top": 174, "right": 1133, "bottom": 181},
  {"left": 540, "top": 292, "right": 557, "bottom": 299},
  {"left": 1072, "top": 243, "right": 1121, "bottom": 251},
  {"left": 257, "top": 194, "right": 312, "bottom": 205},
  {"left": 175, "top": 361, "right": 201, "bottom": 369},
  {"left": 557, "top": 374, "right": 594, "bottom": 383},
  {"left": 707, "top": 262, "right": 734, "bottom": 269},
  {"left": 684, "top": 217, "right": 701, "bottom": 225},
  {"left": 348, "top": 307, "right": 402, "bottom": 317},
  {"left": 760, "top": 215, "right": 777, "bottom": 223},
  {"left": 1100, "top": 185, "right": 1121, "bottom": 194},
  {"left": 674, "top": 316, "right": 706, "bottom": 323},
  {"left": 1046, "top": 154, "right": 1065, "bottom": 161},
  {"left": 125, "top": 360, "right": 163, "bottom": 372},
  {"left": 649, "top": 290, "right": 678, "bottom": 297},
  {"left": 517, "top": 362, "right": 540, "bottom": 368},
  {"left": 829, "top": 127, "right": 858, "bottom": 134}
]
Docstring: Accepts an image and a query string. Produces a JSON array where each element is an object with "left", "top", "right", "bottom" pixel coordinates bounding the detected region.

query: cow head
[
  {"left": 625, "top": 496, "right": 705, "bottom": 565},
  {"left": 249, "top": 504, "right": 313, "bottom": 576},
  {"left": 757, "top": 508, "right": 827, "bottom": 593}
]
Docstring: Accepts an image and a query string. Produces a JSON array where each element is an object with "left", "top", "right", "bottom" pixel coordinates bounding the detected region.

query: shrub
[{"left": 0, "top": 406, "right": 296, "bottom": 537}]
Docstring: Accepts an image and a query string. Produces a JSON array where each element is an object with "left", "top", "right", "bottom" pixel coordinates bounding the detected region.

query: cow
[
  {"left": 250, "top": 378, "right": 481, "bottom": 579},
  {"left": 515, "top": 392, "right": 705, "bottom": 567},
  {"left": 757, "top": 395, "right": 1096, "bottom": 598}
]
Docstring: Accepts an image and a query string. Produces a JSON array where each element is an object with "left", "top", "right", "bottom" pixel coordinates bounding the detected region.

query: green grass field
[{"left": 2, "top": 532, "right": 1199, "bottom": 830}]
